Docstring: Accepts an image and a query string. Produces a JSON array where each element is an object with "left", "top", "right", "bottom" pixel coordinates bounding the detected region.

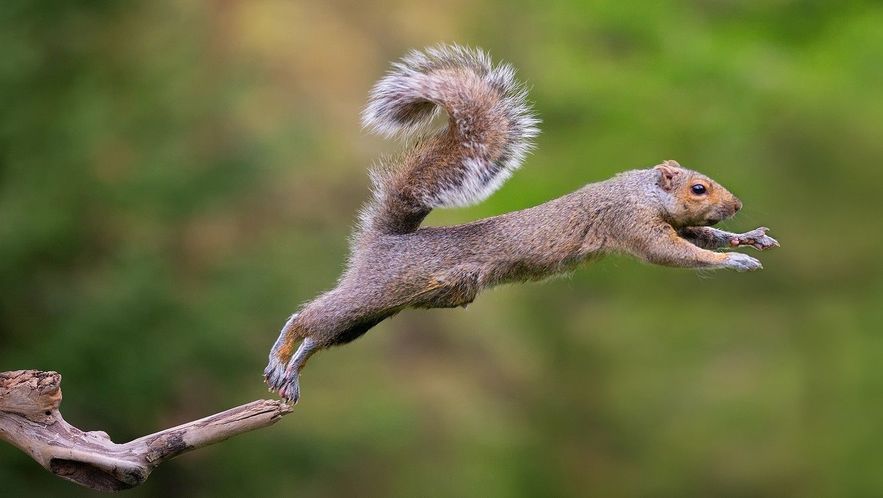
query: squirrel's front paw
[
  {"left": 730, "top": 227, "right": 779, "bottom": 251},
  {"left": 724, "top": 252, "right": 763, "bottom": 272}
]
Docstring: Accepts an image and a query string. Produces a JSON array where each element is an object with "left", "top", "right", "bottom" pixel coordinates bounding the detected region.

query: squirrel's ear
[{"left": 654, "top": 161, "right": 681, "bottom": 191}]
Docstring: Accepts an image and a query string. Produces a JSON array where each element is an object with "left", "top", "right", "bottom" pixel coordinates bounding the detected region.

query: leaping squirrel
[{"left": 264, "top": 45, "right": 779, "bottom": 403}]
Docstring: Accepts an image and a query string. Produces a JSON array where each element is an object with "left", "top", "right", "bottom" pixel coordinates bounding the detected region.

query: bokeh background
[{"left": 2, "top": 1, "right": 882, "bottom": 496}]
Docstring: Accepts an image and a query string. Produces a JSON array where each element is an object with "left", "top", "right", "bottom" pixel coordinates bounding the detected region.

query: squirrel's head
[{"left": 654, "top": 160, "right": 742, "bottom": 227}]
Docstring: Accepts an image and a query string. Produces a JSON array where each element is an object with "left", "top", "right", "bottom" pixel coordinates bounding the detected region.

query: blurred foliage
[{"left": 1, "top": 0, "right": 882, "bottom": 497}]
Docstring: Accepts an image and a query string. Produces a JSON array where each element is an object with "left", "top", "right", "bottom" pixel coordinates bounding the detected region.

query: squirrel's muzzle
[{"left": 706, "top": 197, "right": 742, "bottom": 225}]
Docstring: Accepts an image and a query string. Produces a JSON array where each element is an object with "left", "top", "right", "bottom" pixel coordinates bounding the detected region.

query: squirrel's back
[{"left": 358, "top": 45, "right": 539, "bottom": 236}]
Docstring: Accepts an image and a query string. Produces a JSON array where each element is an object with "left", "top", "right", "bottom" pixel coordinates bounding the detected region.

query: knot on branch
[{"left": 0, "top": 370, "right": 62, "bottom": 422}]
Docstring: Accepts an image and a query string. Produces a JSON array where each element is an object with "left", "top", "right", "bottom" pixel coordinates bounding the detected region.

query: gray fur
[{"left": 264, "top": 47, "right": 778, "bottom": 403}]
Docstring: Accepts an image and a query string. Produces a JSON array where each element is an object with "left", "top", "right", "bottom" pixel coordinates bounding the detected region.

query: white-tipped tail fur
[{"left": 359, "top": 45, "right": 540, "bottom": 234}]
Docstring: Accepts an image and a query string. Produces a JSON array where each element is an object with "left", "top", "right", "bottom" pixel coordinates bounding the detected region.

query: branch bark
[{"left": 0, "top": 370, "right": 292, "bottom": 492}]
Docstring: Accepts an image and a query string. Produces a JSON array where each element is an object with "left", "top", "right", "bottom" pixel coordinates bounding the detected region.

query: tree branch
[{"left": 0, "top": 370, "right": 292, "bottom": 492}]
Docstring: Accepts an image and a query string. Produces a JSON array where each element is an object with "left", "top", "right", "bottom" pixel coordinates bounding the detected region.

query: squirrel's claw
[{"left": 278, "top": 378, "right": 300, "bottom": 405}]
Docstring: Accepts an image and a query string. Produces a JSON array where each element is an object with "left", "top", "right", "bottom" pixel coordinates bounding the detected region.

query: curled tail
[{"left": 359, "top": 45, "right": 540, "bottom": 235}]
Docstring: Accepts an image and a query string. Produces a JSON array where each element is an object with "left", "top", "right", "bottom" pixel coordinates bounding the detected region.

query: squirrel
[{"left": 264, "top": 45, "right": 779, "bottom": 403}]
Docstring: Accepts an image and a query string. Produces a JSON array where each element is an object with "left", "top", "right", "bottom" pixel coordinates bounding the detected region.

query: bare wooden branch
[{"left": 0, "top": 370, "right": 292, "bottom": 492}]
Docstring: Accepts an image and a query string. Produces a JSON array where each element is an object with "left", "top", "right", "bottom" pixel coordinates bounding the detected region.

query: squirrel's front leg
[
  {"left": 679, "top": 226, "right": 779, "bottom": 251},
  {"left": 636, "top": 225, "right": 763, "bottom": 271}
]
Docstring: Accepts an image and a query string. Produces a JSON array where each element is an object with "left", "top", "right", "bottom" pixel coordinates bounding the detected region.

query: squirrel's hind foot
[
  {"left": 277, "top": 371, "right": 301, "bottom": 405},
  {"left": 264, "top": 361, "right": 301, "bottom": 404},
  {"left": 264, "top": 360, "right": 287, "bottom": 391},
  {"left": 264, "top": 313, "right": 303, "bottom": 402},
  {"left": 265, "top": 336, "right": 319, "bottom": 404}
]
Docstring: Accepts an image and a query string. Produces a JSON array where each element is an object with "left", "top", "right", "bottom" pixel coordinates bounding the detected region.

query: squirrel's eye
[{"left": 691, "top": 184, "right": 707, "bottom": 195}]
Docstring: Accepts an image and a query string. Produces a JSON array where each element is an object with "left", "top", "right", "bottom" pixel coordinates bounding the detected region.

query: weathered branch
[{"left": 0, "top": 370, "right": 292, "bottom": 492}]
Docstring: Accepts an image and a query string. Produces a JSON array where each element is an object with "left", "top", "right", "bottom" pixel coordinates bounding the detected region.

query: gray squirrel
[{"left": 264, "top": 45, "right": 779, "bottom": 403}]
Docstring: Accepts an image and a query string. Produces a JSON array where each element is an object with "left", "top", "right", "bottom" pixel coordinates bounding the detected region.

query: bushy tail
[{"left": 359, "top": 45, "right": 539, "bottom": 235}]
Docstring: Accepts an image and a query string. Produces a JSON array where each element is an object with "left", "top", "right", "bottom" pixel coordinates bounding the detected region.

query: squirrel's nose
[{"left": 734, "top": 199, "right": 743, "bottom": 212}]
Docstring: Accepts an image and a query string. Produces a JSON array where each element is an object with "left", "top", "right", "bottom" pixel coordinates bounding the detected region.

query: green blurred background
[{"left": 2, "top": 1, "right": 881, "bottom": 496}]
